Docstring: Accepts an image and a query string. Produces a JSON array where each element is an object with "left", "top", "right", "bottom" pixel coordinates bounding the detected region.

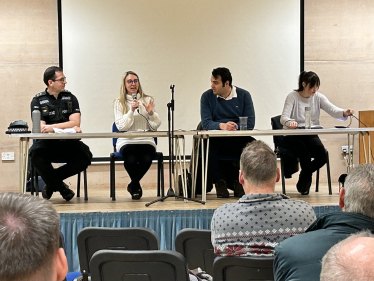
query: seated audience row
[{"left": 2, "top": 161, "right": 373, "bottom": 281}]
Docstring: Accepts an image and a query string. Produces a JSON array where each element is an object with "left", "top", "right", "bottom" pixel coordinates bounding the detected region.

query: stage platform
[{"left": 50, "top": 182, "right": 341, "bottom": 272}]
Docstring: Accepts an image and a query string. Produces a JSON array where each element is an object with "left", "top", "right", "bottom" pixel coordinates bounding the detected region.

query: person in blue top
[{"left": 200, "top": 67, "right": 255, "bottom": 198}]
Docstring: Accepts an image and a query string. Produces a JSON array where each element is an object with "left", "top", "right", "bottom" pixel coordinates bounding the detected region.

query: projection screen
[{"left": 61, "top": 0, "right": 301, "bottom": 157}]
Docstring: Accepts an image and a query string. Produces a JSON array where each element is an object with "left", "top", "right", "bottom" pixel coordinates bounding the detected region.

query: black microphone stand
[{"left": 146, "top": 85, "right": 204, "bottom": 207}]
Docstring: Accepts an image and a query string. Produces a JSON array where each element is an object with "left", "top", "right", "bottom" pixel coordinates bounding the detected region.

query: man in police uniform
[{"left": 29, "top": 66, "right": 92, "bottom": 201}]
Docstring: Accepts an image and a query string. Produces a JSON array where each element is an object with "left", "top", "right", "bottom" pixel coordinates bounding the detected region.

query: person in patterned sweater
[{"left": 210, "top": 140, "right": 316, "bottom": 257}]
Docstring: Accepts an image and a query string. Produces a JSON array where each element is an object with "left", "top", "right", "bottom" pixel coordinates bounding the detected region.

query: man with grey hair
[
  {"left": 0, "top": 192, "right": 68, "bottom": 281},
  {"left": 320, "top": 230, "right": 374, "bottom": 281},
  {"left": 274, "top": 164, "right": 374, "bottom": 281},
  {"left": 211, "top": 140, "right": 316, "bottom": 256}
]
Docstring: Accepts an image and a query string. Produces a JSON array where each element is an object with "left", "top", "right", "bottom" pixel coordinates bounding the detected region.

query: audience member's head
[
  {"left": 320, "top": 230, "right": 374, "bottom": 281},
  {"left": 0, "top": 192, "right": 68, "bottom": 281},
  {"left": 339, "top": 164, "right": 374, "bottom": 218},
  {"left": 239, "top": 140, "right": 280, "bottom": 192}
]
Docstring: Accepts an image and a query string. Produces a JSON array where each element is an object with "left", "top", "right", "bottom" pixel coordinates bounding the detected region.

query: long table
[
  {"left": 192, "top": 127, "right": 374, "bottom": 202},
  {"left": 10, "top": 131, "right": 197, "bottom": 198}
]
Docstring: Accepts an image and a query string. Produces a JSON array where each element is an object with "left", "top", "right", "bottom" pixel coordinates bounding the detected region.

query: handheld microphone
[{"left": 132, "top": 93, "right": 139, "bottom": 112}]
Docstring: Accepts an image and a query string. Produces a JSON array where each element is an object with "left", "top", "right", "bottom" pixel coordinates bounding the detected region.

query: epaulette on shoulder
[
  {"left": 34, "top": 91, "right": 47, "bottom": 98},
  {"left": 62, "top": 89, "right": 72, "bottom": 94}
]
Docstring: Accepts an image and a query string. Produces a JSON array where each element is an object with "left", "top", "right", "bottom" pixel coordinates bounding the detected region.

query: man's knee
[{"left": 29, "top": 148, "right": 51, "bottom": 165}]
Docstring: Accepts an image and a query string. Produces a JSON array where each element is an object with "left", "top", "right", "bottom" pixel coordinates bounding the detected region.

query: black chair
[
  {"left": 271, "top": 115, "right": 332, "bottom": 195},
  {"left": 29, "top": 157, "right": 88, "bottom": 200},
  {"left": 77, "top": 227, "right": 160, "bottom": 277},
  {"left": 213, "top": 256, "right": 274, "bottom": 281},
  {"left": 110, "top": 123, "right": 164, "bottom": 201},
  {"left": 175, "top": 228, "right": 215, "bottom": 275},
  {"left": 90, "top": 250, "right": 190, "bottom": 281}
]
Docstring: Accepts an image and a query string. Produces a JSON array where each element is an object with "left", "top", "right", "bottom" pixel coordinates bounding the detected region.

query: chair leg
[
  {"left": 316, "top": 169, "right": 320, "bottom": 192},
  {"left": 326, "top": 151, "right": 332, "bottom": 195},
  {"left": 77, "top": 172, "right": 81, "bottom": 197},
  {"left": 160, "top": 157, "right": 164, "bottom": 197},
  {"left": 84, "top": 169, "right": 88, "bottom": 201},
  {"left": 157, "top": 157, "right": 161, "bottom": 197},
  {"left": 110, "top": 156, "right": 116, "bottom": 201},
  {"left": 30, "top": 164, "right": 35, "bottom": 195},
  {"left": 280, "top": 156, "right": 286, "bottom": 195},
  {"left": 33, "top": 170, "right": 39, "bottom": 197}
]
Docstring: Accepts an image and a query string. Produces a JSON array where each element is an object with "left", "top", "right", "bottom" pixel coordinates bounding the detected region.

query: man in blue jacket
[
  {"left": 273, "top": 164, "right": 374, "bottom": 281},
  {"left": 200, "top": 67, "right": 255, "bottom": 198}
]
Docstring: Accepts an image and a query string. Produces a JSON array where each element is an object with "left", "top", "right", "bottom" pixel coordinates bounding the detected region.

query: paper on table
[{"left": 53, "top": 128, "right": 76, "bottom": 133}]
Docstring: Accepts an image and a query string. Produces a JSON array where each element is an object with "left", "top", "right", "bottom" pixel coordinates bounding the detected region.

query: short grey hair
[
  {"left": 0, "top": 192, "right": 60, "bottom": 281},
  {"left": 240, "top": 140, "right": 277, "bottom": 185},
  {"left": 320, "top": 230, "right": 374, "bottom": 281},
  {"left": 344, "top": 164, "right": 374, "bottom": 218}
]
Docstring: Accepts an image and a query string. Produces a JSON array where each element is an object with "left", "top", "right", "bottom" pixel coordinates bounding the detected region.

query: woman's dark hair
[
  {"left": 212, "top": 67, "right": 232, "bottom": 87},
  {"left": 43, "top": 66, "right": 63, "bottom": 86},
  {"left": 295, "top": 71, "right": 320, "bottom": 92}
]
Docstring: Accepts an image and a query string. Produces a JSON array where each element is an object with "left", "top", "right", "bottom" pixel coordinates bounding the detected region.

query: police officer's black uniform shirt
[{"left": 30, "top": 89, "right": 80, "bottom": 124}]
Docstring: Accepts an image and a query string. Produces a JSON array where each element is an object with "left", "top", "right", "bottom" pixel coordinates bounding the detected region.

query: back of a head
[
  {"left": 320, "top": 231, "right": 374, "bottom": 281},
  {"left": 343, "top": 164, "right": 374, "bottom": 218},
  {"left": 240, "top": 140, "right": 277, "bottom": 186},
  {"left": 0, "top": 192, "right": 60, "bottom": 281}
]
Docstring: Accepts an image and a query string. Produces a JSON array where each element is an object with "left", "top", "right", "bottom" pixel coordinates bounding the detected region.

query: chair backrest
[
  {"left": 175, "top": 228, "right": 215, "bottom": 275},
  {"left": 271, "top": 115, "right": 285, "bottom": 148},
  {"left": 77, "top": 227, "right": 159, "bottom": 274},
  {"left": 112, "top": 122, "right": 119, "bottom": 148},
  {"left": 112, "top": 122, "right": 157, "bottom": 152},
  {"left": 213, "top": 256, "right": 274, "bottom": 281},
  {"left": 90, "top": 250, "right": 190, "bottom": 281}
]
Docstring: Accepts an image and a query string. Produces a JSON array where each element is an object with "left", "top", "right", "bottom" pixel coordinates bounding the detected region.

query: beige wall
[
  {"left": 305, "top": 0, "right": 374, "bottom": 182},
  {"left": 0, "top": 0, "right": 58, "bottom": 192},
  {"left": 0, "top": 0, "right": 373, "bottom": 192}
]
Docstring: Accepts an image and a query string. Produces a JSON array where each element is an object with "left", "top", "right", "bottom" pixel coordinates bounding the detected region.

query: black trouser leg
[
  {"left": 120, "top": 144, "right": 156, "bottom": 185},
  {"left": 53, "top": 142, "right": 92, "bottom": 181},
  {"left": 282, "top": 135, "right": 326, "bottom": 181},
  {"left": 208, "top": 136, "right": 255, "bottom": 183},
  {"left": 29, "top": 140, "right": 92, "bottom": 191},
  {"left": 30, "top": 148, "right": 63, "bottom": 189}
]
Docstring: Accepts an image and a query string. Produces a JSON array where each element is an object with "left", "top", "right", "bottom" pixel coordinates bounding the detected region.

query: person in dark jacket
[
  {"left": 29, "top": 66, "right": 92, "bottom": 201},
  {"left": 200, "top": 67, "right": 255, "bottom": 198},
  {"left": 273, "top": 164, "right": 374, "bottom": 281}
]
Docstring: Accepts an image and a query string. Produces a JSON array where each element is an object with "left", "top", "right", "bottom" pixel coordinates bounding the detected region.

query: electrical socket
[
  {"left": 341, "top": 146, "right": 353, "bottom": 154},
  {"left": 1, "top": 152, "right": 15, "bottom": 161}
]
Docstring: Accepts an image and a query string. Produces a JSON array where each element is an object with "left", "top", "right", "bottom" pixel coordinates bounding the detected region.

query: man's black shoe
[
  {"left": 215, "top": 179, "right": 229, "bottom": 198},
  {"left": 59, "top": 183, "right": 75, "bottom": 201},
  {"left": 233, "top": 181, "right": 245, "bottom": 197},
  {"left": 297, "top": 175, "right": 312, "bottom": 195},
  {"left": 42, "top": 185, "right": 53, "bottom": 200}
]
